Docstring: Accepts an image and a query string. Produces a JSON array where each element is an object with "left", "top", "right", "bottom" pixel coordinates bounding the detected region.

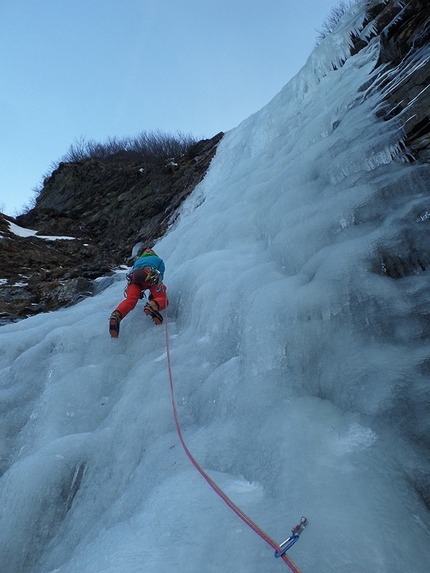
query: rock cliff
[{"left": 0, "top": 133, "right": 223, "bottom": 322}]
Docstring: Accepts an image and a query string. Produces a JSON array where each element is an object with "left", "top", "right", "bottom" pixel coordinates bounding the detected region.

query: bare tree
[
  {"left": 59, "top": 130, "right": 198, "bottom": 164},
  {"left": 29, "top": 130, "right": 199, "bottom": 202},
  {"left": 315, "top": 0, "right": 361, "bottom": 46}
]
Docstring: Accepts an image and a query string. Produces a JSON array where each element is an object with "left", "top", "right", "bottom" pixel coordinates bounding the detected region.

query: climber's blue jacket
[{"left": 132, "top": 249, "right": 165, "bottom": 279}]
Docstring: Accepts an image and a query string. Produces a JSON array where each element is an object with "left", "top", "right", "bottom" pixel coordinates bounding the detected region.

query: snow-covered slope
[{"left": 1, "top": 3, "right": 429, "bottom": 572}]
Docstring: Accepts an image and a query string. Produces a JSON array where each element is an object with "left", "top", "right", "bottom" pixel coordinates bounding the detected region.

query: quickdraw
[{"left": 275, "top": 517, "right": 308, "bottom": 558}]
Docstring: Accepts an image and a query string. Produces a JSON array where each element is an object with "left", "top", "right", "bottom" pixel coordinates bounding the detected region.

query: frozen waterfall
[{"left": 1, "top": 3, "right": 430, "bottom": 572}]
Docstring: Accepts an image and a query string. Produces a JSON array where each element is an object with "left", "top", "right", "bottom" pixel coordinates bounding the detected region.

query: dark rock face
[
  {"left": 0, "top": 133, "right": 223, "bottom": 322},
  {"left": 348, "top": 0, "right": 430, "bottom": 281},
  {"left": 357, "top": 0, "right": 430, "bottom": 162}
]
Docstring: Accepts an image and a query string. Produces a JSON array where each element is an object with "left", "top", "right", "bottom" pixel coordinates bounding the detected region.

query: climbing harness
[
  {"left": 144, "top": 267, "right": 162, "bottom": 286},
  {"left": 163, "top": 306, "right": 307, "bottom": 572},
  {"left": 124, "top": 268, "right": 163, "bottom": 298}
]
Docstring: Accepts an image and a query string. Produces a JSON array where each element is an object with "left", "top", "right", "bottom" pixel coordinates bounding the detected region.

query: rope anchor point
[
  {"left": 165, "top": 306, "right": 305, "bottom": 572},
  {"left": 275, "top": 517, "right": 308, "bottom": 558}
]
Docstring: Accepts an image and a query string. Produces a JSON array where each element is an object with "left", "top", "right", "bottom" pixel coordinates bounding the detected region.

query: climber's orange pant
[{"left": 115, "top": 283, "right": 168, "bottom": 319}]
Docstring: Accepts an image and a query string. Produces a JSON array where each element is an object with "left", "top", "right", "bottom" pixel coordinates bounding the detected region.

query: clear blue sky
[{"left": 0, "top": 0, "right": 335, "bottom": 216}]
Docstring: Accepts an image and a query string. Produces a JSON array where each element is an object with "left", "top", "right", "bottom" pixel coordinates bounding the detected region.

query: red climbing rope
[{"left": 164, "top": 307, "right": 304, "bottom": 573}]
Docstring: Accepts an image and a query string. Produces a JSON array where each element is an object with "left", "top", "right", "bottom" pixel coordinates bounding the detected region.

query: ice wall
[{"left": 1, "top": 3, "right": 430, "bottom": 572}]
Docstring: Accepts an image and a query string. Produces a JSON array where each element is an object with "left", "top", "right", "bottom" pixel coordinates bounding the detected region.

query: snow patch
[{"left": 7, "top": 220, "right": 76, "bottom": 241}]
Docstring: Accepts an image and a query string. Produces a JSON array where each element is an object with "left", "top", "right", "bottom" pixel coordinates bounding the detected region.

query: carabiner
[
  {"left": 275, "top": 535, "right": 300, "bottom": 558},
  {"left": 274, "top": 517, "right": 307, "bottom": 558}
]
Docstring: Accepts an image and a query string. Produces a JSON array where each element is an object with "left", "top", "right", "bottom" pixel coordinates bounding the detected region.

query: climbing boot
[
  {"left": 144, "top": 300, "right": 163, "bottom": 325},
  {"left": 109, "top": 310, "right": 122, "bottom": 338}
]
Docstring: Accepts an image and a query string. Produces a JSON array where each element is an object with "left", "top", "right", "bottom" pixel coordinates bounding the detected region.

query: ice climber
[{"left": 109, "top": 248, "right": 168, "bottom": 338}]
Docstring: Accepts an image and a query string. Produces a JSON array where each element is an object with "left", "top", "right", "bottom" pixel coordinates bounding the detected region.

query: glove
[{"left": 144, "top": 300, "right": 163, "bottom": 325}]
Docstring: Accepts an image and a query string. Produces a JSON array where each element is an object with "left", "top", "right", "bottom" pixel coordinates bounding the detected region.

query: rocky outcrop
[
  {"left": 0, "top": 219, "right": 104, "bottom": 322},
  {"left": 356, "top": 0, "right": 430, "bottom": 162},
  {"left": 18, "top": 132, "right": 224, "bottom": 259},
  {"left": 0, "top": 133, "right": 223, "bottom": 322},
  {"left": 347, "top": 0, "right": 430, "bottom": 282}
]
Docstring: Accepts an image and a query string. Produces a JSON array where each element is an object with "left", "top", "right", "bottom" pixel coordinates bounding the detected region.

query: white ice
[{"left": 1, "top": 3, "right": 429, "bottom": 572}]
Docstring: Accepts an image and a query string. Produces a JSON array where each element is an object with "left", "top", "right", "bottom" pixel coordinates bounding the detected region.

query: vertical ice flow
[{"left": 1, "top": 3, "right": 430, "bottom": 572}]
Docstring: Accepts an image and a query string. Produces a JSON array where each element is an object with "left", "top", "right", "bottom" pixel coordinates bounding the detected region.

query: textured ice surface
[{"left": 1, "top": 3, "right": 430, "bottom": 572}]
